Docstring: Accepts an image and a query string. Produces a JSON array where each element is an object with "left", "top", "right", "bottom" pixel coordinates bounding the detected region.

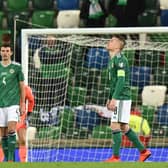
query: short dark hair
[
  {"left": 0, "top": 43, "right": 13, "bottom": 51},
  {"left": 113, "top": 35, "right": 126, "bottom": 49}
]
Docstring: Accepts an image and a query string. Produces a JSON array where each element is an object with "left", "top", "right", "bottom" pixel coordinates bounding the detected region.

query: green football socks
[
  {"left": 1, "top": 136, "right": 8, "bottom": 161},
  {"left": 125, "top": 128, "right": 145, "bottom": 151},
  {"left": 8, "top": 132, "right": 16, "bottom": 161},
  {"left": 112, "top": 130, "right": 122, "bottom": 156}
]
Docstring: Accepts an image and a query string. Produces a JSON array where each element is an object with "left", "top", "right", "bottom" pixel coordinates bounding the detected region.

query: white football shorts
[
  {"left": 111, "top": 100, "right": 132, "bottom": 124},
  {"left": 0, "top": 105, "right": 20, "bottom": 127}
]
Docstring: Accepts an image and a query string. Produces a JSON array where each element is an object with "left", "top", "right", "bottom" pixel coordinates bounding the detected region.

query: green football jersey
[
  {"left": 108, "top": 52, "right": 131, "bottom": 100},
  {"left": 0, "top": 61, "right": 24, "bottom": 107}
]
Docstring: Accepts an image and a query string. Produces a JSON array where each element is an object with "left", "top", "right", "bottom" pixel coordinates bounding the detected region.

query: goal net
[{"left": 21, "top": 28, "right": 168, "bottom": 162}]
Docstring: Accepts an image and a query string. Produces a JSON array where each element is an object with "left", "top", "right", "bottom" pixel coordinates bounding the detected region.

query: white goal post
[{"left": 21, "top": 27, "right": 168, "bottom": 162}]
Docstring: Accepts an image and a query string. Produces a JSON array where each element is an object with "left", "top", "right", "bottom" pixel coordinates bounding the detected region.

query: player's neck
[
  {"left": 109, "top": 49, "right": 121, "bottom": 58},
  {"left": 1, "top": 60, "right": 11, "bottom": 66}
]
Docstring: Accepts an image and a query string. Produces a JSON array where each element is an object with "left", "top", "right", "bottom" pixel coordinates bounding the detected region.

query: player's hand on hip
[
  {"left": 108, "top": 99, "right": 117, "bottom": 111},
  {"left": 20, "top": 102, "right": 26, "bottom": 116}
]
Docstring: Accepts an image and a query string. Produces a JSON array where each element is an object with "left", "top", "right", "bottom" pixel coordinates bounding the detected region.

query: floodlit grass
[{"left": 0, "top": 162, "right": 168, "bottom": 168}]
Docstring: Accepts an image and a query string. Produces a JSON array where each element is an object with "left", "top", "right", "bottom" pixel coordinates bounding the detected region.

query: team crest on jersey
[
  {"left": 9, "top": 69, "right": 15, "bottom": 74},
  {"left": 119, "top": 62, "right": 124, "bottom": 68}
]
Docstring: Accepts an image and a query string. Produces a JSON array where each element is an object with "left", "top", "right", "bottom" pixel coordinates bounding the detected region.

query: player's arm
[
  {"left": 112, "top": 61, "right": 126, "bottom": 99},
  {"left": 112, "top": 70, "right": 125, "bottom": 98},
  {"left": 19, "top": 81, "right": 25, "bottom": 115},
  {"left": 108, "top": 61, "right": 126, "bottom": 111},
  {"left": 18, "top": 65, "right": 25, "bottom": 115},
  {"left": 108, "top": 69, "right": 125, "bottom": 111}
]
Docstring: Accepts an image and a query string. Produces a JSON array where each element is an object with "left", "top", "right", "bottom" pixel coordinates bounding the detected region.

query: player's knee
[
  {"left": 8, "top": 130, "right": 15, "bottom": 135},
  {"left": 120, "top": 124, "right": 129, "bottom": 133},
  {"left": 8, "top": 131, "right": 16, "bottom": 140},
  {"left": 110, "top": 122, "right": 120, "bottom": 130},
  {"left": 19, "top": 139, "right": 26, "bottom": 145}
]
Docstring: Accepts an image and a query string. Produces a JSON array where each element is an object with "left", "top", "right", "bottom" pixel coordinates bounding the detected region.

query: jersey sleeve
[
  {"left": 18, "top": 65, "right": 24, "bottom": 81},
  {"left": 112, "top": 58, "right": 126, "bottom": 99}
]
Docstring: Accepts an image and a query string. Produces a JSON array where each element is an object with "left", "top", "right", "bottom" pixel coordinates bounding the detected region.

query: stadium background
[{"left": 0, "top": 0, "right": 168, "bottom": 163}]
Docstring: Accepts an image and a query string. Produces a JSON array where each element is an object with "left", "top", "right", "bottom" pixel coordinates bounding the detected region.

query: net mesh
[{"left": 24, "top": 32, "right": 168, "bottom": 162}]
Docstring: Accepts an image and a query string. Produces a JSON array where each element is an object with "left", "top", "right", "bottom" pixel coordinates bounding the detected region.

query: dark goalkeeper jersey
[
  {"left": 108, "top": 52, "right": 131, "bottom": 100},
  {"left": 0, "top": 61, "right": 24, "bottom": 107}
]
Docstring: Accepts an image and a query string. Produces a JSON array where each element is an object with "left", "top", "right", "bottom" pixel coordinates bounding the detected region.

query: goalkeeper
[
  {"left": 0, "top": 84, "right": 35, "bottom": 162},
  {"left": 105, "top": 35, "right": 151, "bottom": 162},
  {"left": 16, "top": 84, "right": 35, "bottom": 162}
]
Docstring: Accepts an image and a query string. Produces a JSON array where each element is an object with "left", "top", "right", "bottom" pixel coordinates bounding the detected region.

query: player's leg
[
  {"left": 17, "top": 128, "right": 27, "bottom": 162},
  {"left": 105, "top": 100, "right": 122, "bottom": 162},
  {"left": 0, "top": 108, "right": 8, "bottom": 161},
  {"left": 0, "top": 144, "right": 4, "bottom": 162},
  {"left": 7, "top": 105, "right": 19, "bottom": 162},
  {"left": 0, "top": 145, "right": 4, "bottom": 162},
  {"left": 7, "top": 121, "right": 17, "bottom": 162},
  {"left": 121, "top": 123, "right": 151, "bottom": 161},
  {"left": 120, "top": 100, "right": 151, "bottom": 162},
  {"left": 0, "top": 128, "right": 4, "bottom": 162},
  {"left": 16, "top": 113, "right": 27, "bottom": 162},
  {"left": 0, "top": 128, "right": 8, "bottom": 161},
  {"left": 0, "top": 130, "right": 4, "bottom": 162}
]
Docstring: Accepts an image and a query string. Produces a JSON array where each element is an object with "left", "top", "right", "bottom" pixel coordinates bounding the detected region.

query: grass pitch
[{"left": 0, "top": 162, "right": 168, "bottom": 168}]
